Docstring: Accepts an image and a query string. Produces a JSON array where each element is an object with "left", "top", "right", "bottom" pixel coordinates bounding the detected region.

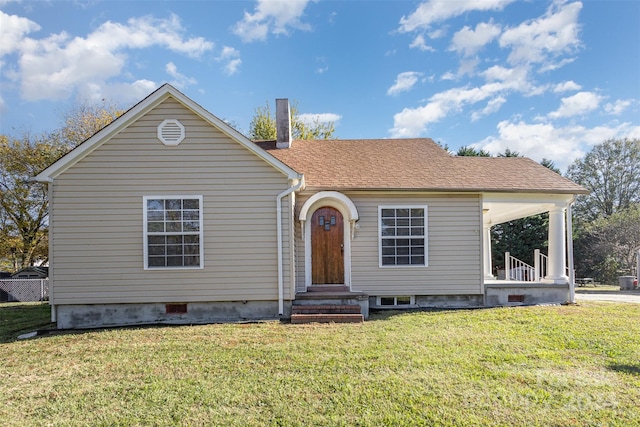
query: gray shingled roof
[{"left": 256, "top": 138, "right": 588, "bottom": 194}]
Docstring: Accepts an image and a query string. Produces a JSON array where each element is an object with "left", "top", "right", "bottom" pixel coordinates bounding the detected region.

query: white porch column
[
  {"left": 545, "top": 205, "right": 569, "bottom": 284},
  {"left": 483, "top": 224, "right": 494, "bottom": 280}
]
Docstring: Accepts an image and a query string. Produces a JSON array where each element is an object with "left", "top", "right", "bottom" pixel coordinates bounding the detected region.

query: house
[
  {"left": 34, "top": 84, "right": 588, "bottom": 328},
  {"left": 11, "top": 266, "right": 49, "bottom": 279}
]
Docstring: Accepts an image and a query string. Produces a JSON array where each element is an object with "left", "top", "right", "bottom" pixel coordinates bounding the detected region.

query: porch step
[
  {"left": 291, "top": 304, "right": 364, "bottom": 324},
  {"left": 290, "top": 313, "right": 364, "bottom": 324},
  {"left": 307, "top": 285, "right": 350, "bottom": 293}
]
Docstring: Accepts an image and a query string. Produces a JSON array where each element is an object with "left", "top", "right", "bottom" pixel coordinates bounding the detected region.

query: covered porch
[{"left": 482, "top": 193, "right": 576, "bottom": 305}]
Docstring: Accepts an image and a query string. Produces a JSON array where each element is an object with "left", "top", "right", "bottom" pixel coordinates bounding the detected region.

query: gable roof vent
[{"left": 157, "top": 119, "right": 185, "bottom": 146}]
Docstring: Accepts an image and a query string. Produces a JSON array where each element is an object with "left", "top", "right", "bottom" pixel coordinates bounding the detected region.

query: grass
[{"left": 1, "top": 302, "right": 639, "bottom": 426}]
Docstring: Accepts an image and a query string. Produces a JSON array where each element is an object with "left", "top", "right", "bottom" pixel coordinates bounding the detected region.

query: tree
[
  {"left": 249, "top": 101, "right": 336, "bottom": 140},
  {"left": 61, "top": 101, "right": 124, "bottom": 146},
  {"left": 0, "top": 132, "right": 68, "bottom": 271},
  {"left": 0, "top": 103, "right": 122, "bottom": 272},
  {"left": 455, "top": 146, "right": 490, "bottom": 157},
  {"left": 574, "top": 204, "right": 640, "bottom": 283},
  {"left": 566, "top": 138, "right": 640, "bottom": 222}
]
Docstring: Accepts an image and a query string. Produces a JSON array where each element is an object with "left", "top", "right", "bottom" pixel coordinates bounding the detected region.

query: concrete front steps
[{"left": 291, "top": 286, "right": 368, "bottom": 324}]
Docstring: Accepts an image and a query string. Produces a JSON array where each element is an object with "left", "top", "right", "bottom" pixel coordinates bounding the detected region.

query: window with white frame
[
  {"left": 379, "top": 206, "right": 427, "bottom": 267},
  {"left": 143, "top": 196, "right": 203, "bottom": 269},
  {"left": 377, "top": 296, "right": 415, "bottom": 306}
]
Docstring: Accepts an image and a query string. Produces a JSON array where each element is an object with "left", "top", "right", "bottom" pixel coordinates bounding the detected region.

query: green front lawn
[{"left": 1, "top": 302, "right": 639, "bottom": 426}]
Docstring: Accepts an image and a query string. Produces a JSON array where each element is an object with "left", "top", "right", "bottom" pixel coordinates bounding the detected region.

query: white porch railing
[
  {"left": 504, "top": 252, "right": 536, "bottom": 281},
  {"left": 534, "top": 249, "right": 548, "bottom": 282},
  {"left": 505, "top": 250, "right": 565, "bottom": 282}
]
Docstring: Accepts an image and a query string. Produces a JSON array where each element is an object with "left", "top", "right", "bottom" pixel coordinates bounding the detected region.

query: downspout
[
  {"left": 566, "top": 197, "right": 576, "bottom": 304},
  {"left": 276, "top": 177, "right": 304, "bottom": 315}
]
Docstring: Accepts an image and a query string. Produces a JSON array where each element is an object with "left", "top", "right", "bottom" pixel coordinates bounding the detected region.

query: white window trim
[
  {"left": 378, "top": 205, "right": 428, "bottom": 268},
  {"left": 376, "top": 296, "right": 416, "bottom": 307},
  {"left": 143, "top": 195, "right": 204, "bottom": 270}
]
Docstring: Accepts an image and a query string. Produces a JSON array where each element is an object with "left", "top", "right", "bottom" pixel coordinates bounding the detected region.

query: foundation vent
[
  {"left": 165, "top": 303, "right": 188, "bottom": 314},
  {"left": 158, "top": 119, "right": 185, "bottom": 146}
]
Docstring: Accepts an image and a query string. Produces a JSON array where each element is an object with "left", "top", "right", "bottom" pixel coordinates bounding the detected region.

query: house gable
[{"left": 35, "top": 84, "right": 301, "bottom": 183}]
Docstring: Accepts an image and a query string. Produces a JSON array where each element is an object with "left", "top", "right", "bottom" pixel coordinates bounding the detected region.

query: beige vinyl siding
[
  {"left": 51, "top": 98, "right": 293, "bottom": 304},
  {"left": 295, "top": 192, "right": 482, "bottom": 295}
]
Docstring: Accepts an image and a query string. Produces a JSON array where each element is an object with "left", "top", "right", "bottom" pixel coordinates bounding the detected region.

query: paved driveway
[{"left": 575, "top": 290, "right": 640, "bottom": 304}]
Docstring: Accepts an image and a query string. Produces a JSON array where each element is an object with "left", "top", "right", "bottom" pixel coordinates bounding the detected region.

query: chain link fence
[{"left": 0, "top": 279, "right": 49, "bottom": 302}]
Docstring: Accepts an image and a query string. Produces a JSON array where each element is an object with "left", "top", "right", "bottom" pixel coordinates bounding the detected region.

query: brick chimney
[{"left": 276, "top": 98, "right": 291, "bottom": 149}]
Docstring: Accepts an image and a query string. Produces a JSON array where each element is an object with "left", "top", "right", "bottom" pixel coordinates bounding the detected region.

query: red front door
[{"left": 311, "top": 207, "right": 344, "bottom": 284}]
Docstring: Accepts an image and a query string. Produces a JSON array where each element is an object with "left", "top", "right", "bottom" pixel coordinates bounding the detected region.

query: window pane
[
  {"left": 166, "top": 222, "right": 182, "bottom": 232},
  {"left": 411, "top": 256, "right": 425, "bottom": 265},
  {"left": 148, "top": 222, "right": 164, "bottom": 232},
  {"left": 382, "top": 238, "right": 395, "bottom": 247},
  {"left": 411, "top": 217, "right": 424, "bottom": 226},
  {"left": 381, "top": 209, "right": 395, "bottom": 218},
  {"left": 166, "top": 210, "right": 182, "bottom": 221},
  {"left": 397, "top": 208, "right": 409, "bottom": 218},
  {"left": 397, "top": 218, "right": 409, "bottom": 227},
  {"left": 167, "top": 235, "right": 183, "bottom": 245},
  {"left": 167, "top": 256, "right": 183, "bottom": 267},
  {"left": 183, "top": 199, "right": 199, "bottom": 209},
  {"left": 184, "top": 256, "right": 200, "bottom": 266},
  {"left": 148, "top": 236, "right": 165, "bottom": 245},
  {"left": 147, "top": 200, "right": 164, "bottom": 211},
  {"left": 397, "top": 246, "right": 409, "bottom": 255},
  {"left": 411, "top": 208, "right": 424, "bottom": 217},
  {"left": 147, "top": 211, "right": 164, "bottom": 221},
  {"left": 380, "top": 297, "right": 395, "bottom": 306},
  {"left": 412, "top": 246, "right": 425, "bottom": 255},
  {"left": 184, "top": 244, "right": 200, "bottom": 255},
  {"left": 167, "top": 245, "right": 183, "bottom": 255},
  {"left": 183, "top": 210, "right": 199, "bottom": 220},
  {"left": 397, "top": 227, "right": 410, "bottom": 236},
  {"left": 148, "top": 257, "right": 166, "bottom": 267},
  {"left": 148, "top": 245, "right": 166, "bottom": 256},
  {"left": 166, "top": 199, "right": 182, "bottom": 210},
  {"left": 397, "top": 256, "right": 410, "bottom": 265},
  {"left": 412, "top": 227, "right": 424, "bottom": 236},
  {"left": 183, "top": 221, "right": 199, "bottom": 232},
  {"left": 381, "top": 256, "right": 395, "bottom": 265},
  {"left": 184, "top": 235, "right": 199, "bottom": 244},
  {"left": 382, "top": 247, "right": 396, "bottom": 256},
  {"left": 397, "top": 296, "right": 411, "bottom": 305},
  {"left": 397, "top": 239, "right": 409, "bottom": 247}
]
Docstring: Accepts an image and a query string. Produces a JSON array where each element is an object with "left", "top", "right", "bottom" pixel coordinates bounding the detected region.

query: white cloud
[
  {"left": 553, "top": 80, "right": 581, "bottom": 93},
  {"left": 387, "top": 71, "right": 423, "bottom": 96},
  {"left": 0, "top": 10, "right": 40, "bottom": 56},
  {"left": 216, "top": 46, "right": 242, "bottom": 75},
  {"left": 76, "top": 79, "right": 158, "bottom": 105},
  {"left": 7, "top": 13, "right": 213, "bottom": 102},
  {"left": 604, "top": 99, "right": 633, "bottom": 115},
  {"left": 398, "top": 0, "right": 514, "bottom": 33},
  {"left": 548, "top": 91, "right": 601, "bottom": 119},
  {"left": 233, "top": 0, "right": 312, "bottom": 43},
  {"left": 471, "top": 96, "right": 506, "bottom": 121},
  {"left": 409, "top": 34, "right": 435, "bottom": 52},
  {"left": 474, "top": 119, "right": 640, "bottom": 171},
  {"left": 499, "top": 1, "right": 582, "bottom": 68},
  {"left": 166, "top": 62, "right": 197, "bottom": 88},
  {"left": 450, "top": 21, "right": 501, "bottom": 57},
  {"left": 297, "top": 112, "right": 342, "bottom": 125}
]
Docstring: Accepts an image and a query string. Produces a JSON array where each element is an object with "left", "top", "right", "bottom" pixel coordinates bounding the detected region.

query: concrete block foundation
[
  {"left": 55, "top": 301, "right": 291, "bottom": 329},
  {"left": 484, "top": 283, "right": 570, "bottom": 306}
]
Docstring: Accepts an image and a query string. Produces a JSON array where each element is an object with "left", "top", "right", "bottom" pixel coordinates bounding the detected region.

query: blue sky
[{"left": 1, "top": 0, "right": 639, "bottom": 170}]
